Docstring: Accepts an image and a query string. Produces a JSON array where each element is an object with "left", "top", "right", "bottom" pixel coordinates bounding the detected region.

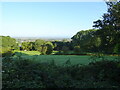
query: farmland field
[{"left": 13, "top": 51, "right": 118, "bottom": 65}]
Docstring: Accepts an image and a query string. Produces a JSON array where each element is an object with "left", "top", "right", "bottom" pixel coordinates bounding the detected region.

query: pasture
[{"left": 13, "top": 51, "right": 118, "bottom": 66}]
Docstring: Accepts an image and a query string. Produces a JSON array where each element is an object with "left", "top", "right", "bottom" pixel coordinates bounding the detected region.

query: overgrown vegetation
[{"left": 2, "top": 55, "right": 120, "bottom": 88}]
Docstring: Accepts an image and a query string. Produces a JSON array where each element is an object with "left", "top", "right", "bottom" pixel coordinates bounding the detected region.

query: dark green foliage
[
  {"left": 46, "top": 44, "right": 53, "bottom": 55},
  {"left": 2, "top": 50, "right": 14, "bottom": 57},
  {"left": 21, "top": 42, "right": 35, "bottom": 51},
  {"left": 74, "top": 46, "right": 81, "bottom": 54},
  {"left": 114, "top": 43, "right": 120, "bottom": 54},
  {"left": 40, "top": 42, "right": 53, "bottom": 55},
  {"left": 71, "top": 29, "right": 99, "bottom": 53},
  {"left": 71, "top": 1, "right": 120, "bottom": 54},
  {"left": 62, "top": 46, "right": 69, "bottom": 54},
  {"left": 2, "top": 55, "right": 120, "bottom": 89},
  {"left": 2, "top": 57, "right": 45, "bottom": 88},
  {"left": 40, "top": 45, "right": 47, "bottom": 55},
  {"left": 93, "top": 1, "right": 120, "bottom": 54},
  {"left": 52, "top": 41, "right": 72, "bottom": 51}
]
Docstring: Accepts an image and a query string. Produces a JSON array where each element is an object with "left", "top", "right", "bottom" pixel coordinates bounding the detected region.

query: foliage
[
  {"left": 21, "top": 42, "right": 35, "bottom": 51},
  {"left": 34, "top": 39, "right": 45, "bottom": 51},
  {"left": 2, "top": 50, "right": 14, "bottom": 57},
  {"left": 62, "top": 46, "right": 69, "bottom": 54},
  {"left": 46, "top": 44, "right": 53, "bottom": 55},
  {"left": 71, "top": 29, "right": 99, "bottom": 53},
  {"left": 2, "top": 55, "right": 120, "bottom": 88},
  {"left": 0, "top": 36, "right": 19, "bottom": 56},
  {"left": 52, "top": 41, "right": 72, "bottom": 51},
  {"left": 74, "top": 46, "right": 81, "bottom": 54},
  {"left": 1, "top": 36, "right": 19, "bottom": 50},
  {"left": 114, "top": 43, "right": 120, "bottom": 54},
  {"left": 40, "top": 42, "right": 54, "bottom": 55},
  {"left": 93, "top": 1, "right": 120, "bottom": 54},
  {"left": 20, "top": 40, "right": 54, "bottom": 55},
  {"left": 21, "top": 42, "right": 29, "bottom": 51},
  {"left": 40, "top": 45, "right": 47, "bottom": 55}
]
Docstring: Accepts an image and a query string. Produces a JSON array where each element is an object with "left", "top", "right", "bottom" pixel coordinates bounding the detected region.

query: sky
[{"left": 1, "top": 2, "right": 107, "bottom": 38}]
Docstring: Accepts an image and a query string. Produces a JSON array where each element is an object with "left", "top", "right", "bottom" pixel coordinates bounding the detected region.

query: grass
[
  {"left": 27, "top": 55, "right": 93, "bottom": 65},
  {"left": 13, "top": 51, "right": 118, "bottom": 66},
  {"left": 14, "top": 50, "right": 40, "bottom": 55},
  {"left": 14, "top": 50, "right": 58, "bottom": 55}
]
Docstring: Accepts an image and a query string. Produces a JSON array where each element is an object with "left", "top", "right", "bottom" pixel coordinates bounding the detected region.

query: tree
[
  {"left": 93, "top": 1, "right": 120, "bottom": 53},
  {"left": 34, "top": 39, "right": 45, "bottom": 51},
  {"left": 46, "top": 44, "right": 53, "bottom": 55},
  {"left": 21, "top": 42, "right": 35, "bottom": 51},
  {"left": 52, "top": 41, "right": 71, "bottom": 51},
  {"left": 28, "top": 42, "right": 35, "bottom": 51},
  {"left": 41, "top": 45, "right": 47, "bottom": 55},
  {"left": 45, "top": 42, "right": 54, "bottom": 55},
  {"left": 1, "top": 36, "right": 19, "bottom": 54},
  {"left": 71, "top": 29, "right": 98, "bottom": 52},
  {"left": 21, "top": 42, "right": 29, "bottom": 51}
]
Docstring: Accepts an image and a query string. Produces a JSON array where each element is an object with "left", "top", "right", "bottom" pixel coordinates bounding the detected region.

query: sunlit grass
[{"left": 14, "top": 50, "right": 40, "bottom": 55}]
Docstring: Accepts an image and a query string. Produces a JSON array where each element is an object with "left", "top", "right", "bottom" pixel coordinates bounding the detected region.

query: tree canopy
[
  {"left": 71, "top": 29, "right": 98, "bottom": 52},
  {"left": 93, "top": 1, "right": 120, "bottom": 54},
  {"left": 0, "top": 36, "right": 19, "bottom": 54}
]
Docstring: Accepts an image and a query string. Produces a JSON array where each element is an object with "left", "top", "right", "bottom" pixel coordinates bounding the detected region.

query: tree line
[
  {"left": 72, "top": 1, "right": 120, "bottom": 54},
  {"left": 20, "top": 39, "right": 54, "bottom": 55}
]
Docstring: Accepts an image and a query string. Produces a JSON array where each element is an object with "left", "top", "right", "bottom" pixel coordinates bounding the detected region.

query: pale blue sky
[{"left": 1, "top": 2, "right": 107, "bottom": 38}]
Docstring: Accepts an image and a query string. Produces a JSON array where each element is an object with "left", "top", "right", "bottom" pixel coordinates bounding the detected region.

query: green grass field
[
  {"left": 14, "top": 50, "right": 40, "bottom": 55},
  {"left": 13, "top": 51, "right": 118, "bottom": 65}
]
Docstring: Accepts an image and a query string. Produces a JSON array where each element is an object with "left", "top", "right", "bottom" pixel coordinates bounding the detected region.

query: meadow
[{"left": 13, "top": 51, "right": 118, "bottom": 66}]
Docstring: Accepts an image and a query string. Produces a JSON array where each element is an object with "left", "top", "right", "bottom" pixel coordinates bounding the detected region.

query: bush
[
  {"left": 114, "top": 43, "right": 120, "bottom": 54},
  {"left": 62, "top": 46, "right": 69, "bottom": 54},
  {"left": 74, "top": 46, "right": 81, "bottom": 54},
  {"left": 2, "top": 56, "right": 120, "bottom": 88},
  {"left": 2, "top": 50, "right": 14, "bottom": 57}
]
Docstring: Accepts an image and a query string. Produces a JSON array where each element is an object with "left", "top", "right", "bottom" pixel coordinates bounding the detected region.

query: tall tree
[
  {"left": 71, "top": 29, "right": 98, "bottom": 52},
  {"left": 93, "top": 1, "right": 120, "bottom": 53}
]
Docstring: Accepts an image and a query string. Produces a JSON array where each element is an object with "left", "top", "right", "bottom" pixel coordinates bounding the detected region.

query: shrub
[
  {"left": 114, "top": 43, "right": 120, "bottom": 54},
  {"left": 74, "top": 46, "right": 81, "bottom": 54},
  {"left": 2, "top": 56, "right": 120, "bottom": 88},
  {"left": 62, "top": 46, "right": 69, "bottom": 54},
  {"left": 2, "top": 50, "right": 14, "bottom": 57}
]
